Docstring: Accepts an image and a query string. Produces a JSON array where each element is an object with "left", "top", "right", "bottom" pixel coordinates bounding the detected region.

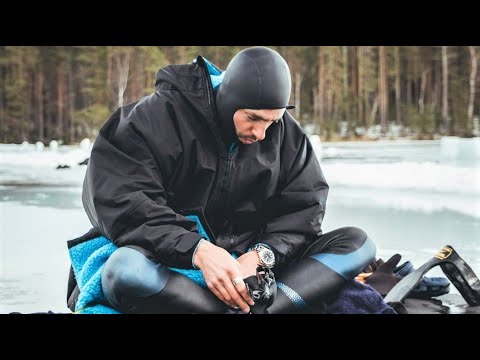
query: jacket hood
[
  {"left": 154, "top": 57, "right": 212, "bottom": 119},
  {"left": 154, "top": 56, "right": 231, "bottom": 149}
]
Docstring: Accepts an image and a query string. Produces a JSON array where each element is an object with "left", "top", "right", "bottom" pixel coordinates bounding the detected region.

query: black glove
[
  {"left": 362, "top": 258, "right": 385, "bottom": 273},
  {"left": 364, "top": 254, "right": 402, "bottom": 296},
  {"left": 244, "top": 266, "right": 277, "bottom": 314}
]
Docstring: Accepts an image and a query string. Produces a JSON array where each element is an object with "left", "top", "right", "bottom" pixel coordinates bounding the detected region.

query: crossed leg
[{"left": 267, "top": 227, "right": 376, "bottom": 314}]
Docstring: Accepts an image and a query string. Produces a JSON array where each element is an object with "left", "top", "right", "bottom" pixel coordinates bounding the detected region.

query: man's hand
[
  {"left": 236, "top": 251, "right": 260, "bottom": 278},
  {"left": 193, "top": 241, "right": 255, "bottom": 313}
]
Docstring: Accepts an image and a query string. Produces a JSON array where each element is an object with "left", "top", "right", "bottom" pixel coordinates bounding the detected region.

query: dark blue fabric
[{"left": 326, "top": 280, "right": 397, "bottom": 314}]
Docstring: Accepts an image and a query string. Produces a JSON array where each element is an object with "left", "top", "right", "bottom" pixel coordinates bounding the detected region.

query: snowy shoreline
[{"left": 1, "top": 139, "right": 479, "bottom": 219}]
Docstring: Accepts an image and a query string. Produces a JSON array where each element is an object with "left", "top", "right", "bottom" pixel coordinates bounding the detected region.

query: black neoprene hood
[{"left": 215, "top": 46, "right": 295, "bottom": 144}]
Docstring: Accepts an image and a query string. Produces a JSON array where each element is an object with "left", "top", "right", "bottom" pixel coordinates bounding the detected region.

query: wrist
[
  {"left": 192, "top": 238, "right": 207, "bottom": 269},
  {"left": 246, "top": 249, "right": 261, "bottom": 262}
]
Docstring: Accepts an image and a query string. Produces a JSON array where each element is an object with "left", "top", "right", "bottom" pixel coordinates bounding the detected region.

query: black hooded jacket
[{"left": 82, "top": 56, "right": 329, "bottom": 270}]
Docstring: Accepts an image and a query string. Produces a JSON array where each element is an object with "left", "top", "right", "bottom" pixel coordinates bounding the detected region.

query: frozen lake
[{"left": 1, "top": 138, "right": 479, "bottom": 313}]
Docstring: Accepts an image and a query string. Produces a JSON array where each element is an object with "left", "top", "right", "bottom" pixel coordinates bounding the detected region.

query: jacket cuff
[
  {"left": 191, "top": 238, "right": 205, "bottom": 269},
  {"left": 256, "top": 235, "right": 289, "bottom": 267},
  {"left": 247, "top": 242, "right": 273, "bottom": 252},
  {"left": 174, "top": 232, "right": 205, "bottom": 269}
]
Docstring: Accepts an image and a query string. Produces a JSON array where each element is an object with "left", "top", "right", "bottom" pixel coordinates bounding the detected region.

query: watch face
[{"left": 260, "top": 248, "right": 275, "bottom": 267}]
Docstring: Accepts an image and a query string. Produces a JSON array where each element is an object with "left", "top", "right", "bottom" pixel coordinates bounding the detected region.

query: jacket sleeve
[
  {"left": 258, "top": 131, "right": 329, "bottom": 268},
  {"left": 82, "top": 101, "right": 203, "bottom": 269}
]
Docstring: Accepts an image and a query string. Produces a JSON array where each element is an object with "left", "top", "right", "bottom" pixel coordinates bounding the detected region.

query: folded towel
[
  {"left": 326, "top": 280, "right": 397, "bottom": 314},
  {"left": 68, "top": 235, "right": 120, "bottom": 314}
]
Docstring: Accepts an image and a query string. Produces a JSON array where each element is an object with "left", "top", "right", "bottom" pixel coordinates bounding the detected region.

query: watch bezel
[{"left": 252, "top": 245, "right": 275, "bottom": 268}]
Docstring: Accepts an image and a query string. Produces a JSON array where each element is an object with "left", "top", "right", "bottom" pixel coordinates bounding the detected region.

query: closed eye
[
  {"left": 248, "top": 116, "right": 261, "bottom": 122},
  {"left": 248, "top": 115, "right": 280, "bottom": 124}
]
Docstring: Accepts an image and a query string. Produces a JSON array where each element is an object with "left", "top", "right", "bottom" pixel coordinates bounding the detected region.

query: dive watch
[{"left": 251, "top": 244, "right": 275, "bottom": 269}]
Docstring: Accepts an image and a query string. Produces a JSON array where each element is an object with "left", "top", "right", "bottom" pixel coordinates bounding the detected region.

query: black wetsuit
[
  {"left": 79, "top": 47, "right": 376, "bottom": 313},
  {"left": 102, "top": 226, "right": 375, "bottom": 313}
]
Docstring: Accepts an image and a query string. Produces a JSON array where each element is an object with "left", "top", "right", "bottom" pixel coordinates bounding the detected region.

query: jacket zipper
[
  {"left": 199, "top": 58, "right": 237, "bottom": 216},
  {"left": 222, "top": 142, "right": 236, "bottom": 198},
  {"left": 199, "top": 58, "right": 228, "bottom": 156},
  {"left": 211, "top": 142, "right": 236, "bottom": 215}
]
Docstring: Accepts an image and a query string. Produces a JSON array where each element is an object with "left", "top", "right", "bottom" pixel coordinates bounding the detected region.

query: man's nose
[{"left": 252, "top": 125, "right": 267, "bottom": 141}]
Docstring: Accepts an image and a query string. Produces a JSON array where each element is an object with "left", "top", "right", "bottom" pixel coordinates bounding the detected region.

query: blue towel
[
  {"left": 326, "top": 280, "right": 397, "bottom": 314},
  {"left": 68, "top": 215, "right": 227, "bottom": 314},
  {"left": 68, "top": 235, "right": 120, "bottom": 314}
]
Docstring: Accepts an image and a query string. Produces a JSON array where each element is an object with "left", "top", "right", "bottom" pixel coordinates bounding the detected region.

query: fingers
[
  {"left": 223, "top": 278, "right": 251, "bottom": 313},
  {"left": 206, "top": 277, "right": 254, "bottom": 313},
  {"left": 199, "top": 246, "right": 256, "bottom": 312},
  {"left": 206, "top": 283, "right": 236, "bottom": 308},
  {"left": 233, "top": 279, "right": 255, "bottom": 308},
  {"left": 216, "top": 284, "right": 237, "bottom": 308},
  {"left": 378, "top": 254, "right": 402, "bottom": 272}
]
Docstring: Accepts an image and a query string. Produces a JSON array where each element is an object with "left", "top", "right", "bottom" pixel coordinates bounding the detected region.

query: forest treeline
[{"left": 1, "top": 46, "right": 479, "bottom": 144}]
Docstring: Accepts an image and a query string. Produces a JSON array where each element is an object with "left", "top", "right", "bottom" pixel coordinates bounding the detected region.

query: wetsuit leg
[
  {"left": 267, "top": 227, "right": 376, "bottom": 314},
  {"left": 101, "top": 246, "right": 227, "bottom": 314}
]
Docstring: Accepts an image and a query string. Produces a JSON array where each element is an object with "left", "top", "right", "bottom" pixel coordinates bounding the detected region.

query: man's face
[{"left": 233, "top": 109, "right": 286, "bottom": 145}]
